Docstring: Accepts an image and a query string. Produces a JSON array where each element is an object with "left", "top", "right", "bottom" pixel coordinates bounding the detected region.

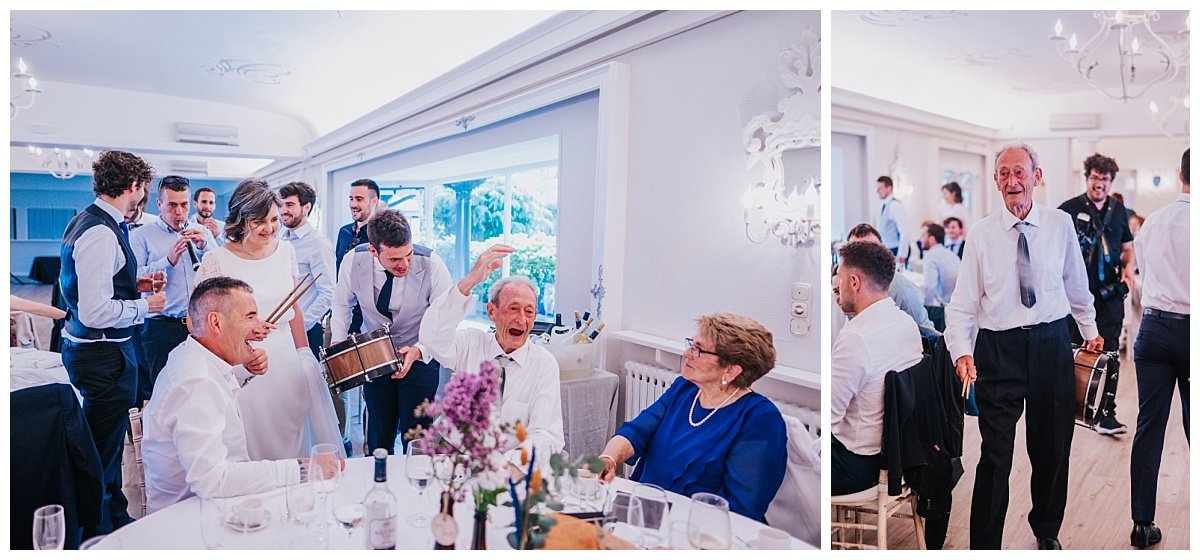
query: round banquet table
[{"left": 94, "top": 456, "right": 813, "bottom": 550}]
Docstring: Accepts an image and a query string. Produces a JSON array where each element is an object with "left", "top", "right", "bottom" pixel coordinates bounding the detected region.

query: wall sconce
[
  {"left": 741, "top": 27, "right": 821, "bottom": 248},
  {"left": 11, "top": 58, "right": 42, "bottom": 120},
  {"left": 28, "top": 145, "right": 96, "bottom": 180},
  {"left": 743, "top": 176, "right": 820, "bottom": 246}
]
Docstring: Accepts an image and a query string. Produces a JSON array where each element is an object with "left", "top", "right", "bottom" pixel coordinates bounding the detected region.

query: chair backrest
[
  {"left": 126, "top": 407, "right": 147, "bottom": 518},
  {"left": 765, "top": 414, "right": 821, "bottom": 546}
]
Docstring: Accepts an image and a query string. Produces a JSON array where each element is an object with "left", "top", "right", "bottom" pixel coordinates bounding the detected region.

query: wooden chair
[
  {"left": 124, "top": 406, "right": 147, "bottom": 518},
  {"left": 830, "top": 470, "right": 925, "bottom": 550}
]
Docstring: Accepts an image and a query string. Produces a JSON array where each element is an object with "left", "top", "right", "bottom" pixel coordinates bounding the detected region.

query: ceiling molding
[
  {"left": 858, "top": 10, "right": 970, "bottom": 27},
  {"left": 832, "top": 87, "right": 996, "bottom": 142}
]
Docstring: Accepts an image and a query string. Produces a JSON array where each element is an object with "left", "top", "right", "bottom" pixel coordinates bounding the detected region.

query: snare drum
[
  {"left": 1073, "top": 346, "right": 1119, "bottom": 430},
  {"left": 320, "top": 327, "right": 402, "bottom": 394}
]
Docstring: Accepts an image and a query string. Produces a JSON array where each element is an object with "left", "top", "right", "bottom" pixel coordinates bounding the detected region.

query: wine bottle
[
  {"left": 557, "top": 317, "right": 592, "bottom": 345},
  {"left": 585, "top": 322, "right": 606, "bottom": 343},
  {"left": 363, "top": 449, "right": 397, "bottom": 550},
  {"left": 432, "top": 491, "right": 458, "bottom": 550},
  {"left": 574, "top": 310, "right": 583, "bottom": 329}
]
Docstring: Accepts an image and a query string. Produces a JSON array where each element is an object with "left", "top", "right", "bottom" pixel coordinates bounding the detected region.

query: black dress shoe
[
  {"left": 1036, "top": 537, "right": 1062, "bottom": 550},
  {"left": 1131, "top": 523, "right": 1162, "bottom": 549}
]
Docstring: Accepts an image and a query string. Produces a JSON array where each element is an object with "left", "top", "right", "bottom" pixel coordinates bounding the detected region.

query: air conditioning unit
[
  {"left": 1048, "top": 113, "right": 1100, "bottom": 131},
  {"left": 169, "top": 160, "right": 209, "bottom": 176},
  {"left": 174, "top": 122, "right": 240, "bottom": 146}
]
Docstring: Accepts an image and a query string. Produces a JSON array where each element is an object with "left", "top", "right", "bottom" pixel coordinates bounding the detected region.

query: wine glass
[
  {"left": 146, "top": 264, "right": 166, "bottom": 294},
  {"left": 199, "top": 498, "right": 229, "bottom": 550},
  {"left": 32, "top": 504, "right": 65, "bottom": 550},
  {"left": 632, "top": 483, "right": 671, "bottom": 549},
  {"left": 602, "top": 492, "right": 644, "bottom": 548},
  {"left": 310, "top": 443, "right": 343, "bottom": 533},
  {"left": 333, "top": 477, "right": 367, "bottom": 545},
  {"left": 687, "top": 492, "right": 731, "bottom": 550},
  {"left": 286, "top": 467, "right": 318, "bottom": 527},
  {"left": 406, "top": 442, "right": 434, "bottom": 527}
]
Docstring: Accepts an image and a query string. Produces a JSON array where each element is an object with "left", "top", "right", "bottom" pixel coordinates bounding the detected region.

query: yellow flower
[
  {"left": 515, "top": 421, "right": 527, "bottom": 443},
  {"left": 530, "top": 468, "right": 543, "bottom": 494},
  {"left": 520, "top": 447, "right": 530, "bottom": 466}
]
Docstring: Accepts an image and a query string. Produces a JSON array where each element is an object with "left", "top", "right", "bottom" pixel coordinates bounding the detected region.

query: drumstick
[
  {"left": 961, "top": 376, "right": 972, "bottom": 399},
  {"left": 267, "top": 273, "right": 323, "bottom": 324},
  {"left": 264, "top": 273, "right": 311, "bottom": 324}
]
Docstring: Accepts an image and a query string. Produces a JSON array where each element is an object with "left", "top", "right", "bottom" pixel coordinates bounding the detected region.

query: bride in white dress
[{"left": 194, "top": 180, "right": 341, "bottom": 460}]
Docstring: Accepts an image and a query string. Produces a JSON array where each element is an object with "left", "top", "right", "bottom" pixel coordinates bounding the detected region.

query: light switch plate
[
  {"left": 791, "top": 282, "right": 810, "bottom": 301},
  {"left": 790, "top": 317, "right": 809, "bottom": 336},
  {"left": 791, "top": 301, "right": 808, "bottom": 318}
]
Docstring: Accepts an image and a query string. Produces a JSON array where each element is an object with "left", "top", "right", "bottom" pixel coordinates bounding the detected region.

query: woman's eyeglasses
[{"left": 684, "top": 338, "right": 724, "bottom": 360}]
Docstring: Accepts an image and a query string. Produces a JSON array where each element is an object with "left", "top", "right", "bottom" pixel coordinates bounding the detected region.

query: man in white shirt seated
[
  {"left": 142, "top": 277, "right": 330, "bottom": 513},
  {"left": 830, "top": 241, "right": 922, "bottom": 496},
  {"left": 398, "top": 244, "right": 565, "bottom": 471}
]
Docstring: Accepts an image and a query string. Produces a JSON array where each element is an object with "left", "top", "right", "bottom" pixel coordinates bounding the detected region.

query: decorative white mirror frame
[{"left": 742, "top": 27, "right": 821, "bottom": 247}]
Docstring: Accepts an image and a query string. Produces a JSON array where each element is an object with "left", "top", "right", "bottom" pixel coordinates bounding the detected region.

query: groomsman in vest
[
  {"left": 944, "top": 216, "right": 966, "bottom": 259},
  {"left": 192, "top": 187, "right": 225, "bottom": 246},
  {"left": 875, "top": 175, "right": 909, "bottom": 264},
  {"left": 331, "top": 209, "right": 451, "bottom": 454},
  {"left": 59, "top": 150, "right": 167, "bottom": 533},
  {"left": 129, "top": 175, "right": 215, "bottom": 401},
  {"left": 946, "top": 142, "right": 1103, "bottom": 550}
]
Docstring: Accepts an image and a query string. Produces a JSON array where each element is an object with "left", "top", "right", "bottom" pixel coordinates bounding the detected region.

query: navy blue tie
[
  {"left": 119, "top": 221, "right": 130, "bottom": 242},
  {"left": 376, "top": 271, "right": 394, "bottom": 321}
]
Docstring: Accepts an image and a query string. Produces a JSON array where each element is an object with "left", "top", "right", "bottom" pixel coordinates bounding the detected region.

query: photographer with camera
[{"left": 1058, "top": 152, "right": 1135, "bottom": 436}]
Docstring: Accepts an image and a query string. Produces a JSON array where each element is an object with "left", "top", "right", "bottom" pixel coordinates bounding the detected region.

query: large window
[{"left": 377, "top": 136, "right": 560, "bottom": 323}]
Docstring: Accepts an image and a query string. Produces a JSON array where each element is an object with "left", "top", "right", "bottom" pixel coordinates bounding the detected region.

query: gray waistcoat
[{"left": 348, "top": 243, "right": 435, "bottom": 347}]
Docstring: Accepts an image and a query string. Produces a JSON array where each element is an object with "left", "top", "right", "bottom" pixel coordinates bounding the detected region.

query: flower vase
[{"left": 471, "top": 509, "right": 488, "bottom": 550}]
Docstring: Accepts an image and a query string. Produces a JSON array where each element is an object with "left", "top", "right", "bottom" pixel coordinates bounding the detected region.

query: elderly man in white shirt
[
  {"left": 398, "top": 244, "right": 564, "bottom": 471},
  {"left": 830, "top": 240, "right": 922, "bottom": 496},
  {"left": 142, "top": 277, "right": 320, "bottom": 513},
  {"left": 945, "top": 142, "right": 1103, "bottom": 551},
  {"left": 1128, "top": 148, "right": 1190, "bottom": 549}
]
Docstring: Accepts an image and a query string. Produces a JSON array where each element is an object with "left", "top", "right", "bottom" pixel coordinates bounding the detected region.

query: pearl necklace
[{"left": 688, "top": 388, "right": 745, "bottom": 427}]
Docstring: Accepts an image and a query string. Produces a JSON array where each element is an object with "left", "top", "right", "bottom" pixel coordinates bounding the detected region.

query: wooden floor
[{"left": 883, "top": 350, "right": 1191, "bottom": 550}]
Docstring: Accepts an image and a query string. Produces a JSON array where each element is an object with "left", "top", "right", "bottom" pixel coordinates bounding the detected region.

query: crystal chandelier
[
  {"left": 1049, "top": 11, "right": 1187, "bottom": 103},
  {"left": 28, "top": 146, "right": 96, "bottom": 180},
  {"left": 10, "top": 58, "right": 42, "bottom": 119}
]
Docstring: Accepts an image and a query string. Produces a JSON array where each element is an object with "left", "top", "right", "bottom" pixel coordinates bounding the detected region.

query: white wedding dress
[{"left": 195, "top": 241, "right": 342, "bottom": 460}]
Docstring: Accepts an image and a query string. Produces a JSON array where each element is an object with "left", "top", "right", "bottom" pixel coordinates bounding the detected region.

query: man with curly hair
[{"left": 59, "top": 150, "right": 166, "bottom": 534}]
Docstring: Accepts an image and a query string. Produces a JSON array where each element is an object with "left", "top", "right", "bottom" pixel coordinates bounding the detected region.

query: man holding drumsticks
[{"left": 945, "top": 142, "right": 1102, "bottom": 550}]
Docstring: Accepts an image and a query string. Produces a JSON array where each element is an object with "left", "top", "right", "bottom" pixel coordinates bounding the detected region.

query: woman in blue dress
[{"left": 597, "top": 312, "right": 787, "bottom": 522}]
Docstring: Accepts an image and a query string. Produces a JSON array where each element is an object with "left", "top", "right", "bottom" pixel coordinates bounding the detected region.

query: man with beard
[
  {"left": 192, "top": 187, "right": 225, "bottom": 246},
  {"left": 129, "top": 175, "right": 215, "bottom": 399},
  {"left": 406, "top": 244, "right": 565, "bottom": 470},
  {"left": 946, "top": 142, "right": 1103, "bottom": 549},
  {"left": 331, "top": 210, "right": 451, "bottom": 455},
  {"left": 279, "top": 181, "right": 335, "bottom": 358},
  {"left": 335, "top": 179, "right": 385, "bottom": 337},
  {"left": 944, "top": 216, "right": 966, "bottom": 259},
  {"left": 59, "top": 150, "right": 166, "bottom": 534},
  {"left": 1058, "top": 152, "right": 1135, "bottom": 435}
]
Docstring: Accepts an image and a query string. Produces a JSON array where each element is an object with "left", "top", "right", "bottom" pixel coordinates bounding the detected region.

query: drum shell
[
  {"left": 1072, "top": 347, "right": 1118, "bottom": 430},
  {"left": 320, "top": 327, "right": 403, "bottom": 393}
]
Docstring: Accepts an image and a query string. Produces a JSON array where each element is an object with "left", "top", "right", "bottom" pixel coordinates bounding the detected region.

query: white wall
[
  {"left": 614, "top": 10, "right": 821, "bottom": 373},
  {"left": 1092, "top": 137, "right": 1189, "bottom": 218}
]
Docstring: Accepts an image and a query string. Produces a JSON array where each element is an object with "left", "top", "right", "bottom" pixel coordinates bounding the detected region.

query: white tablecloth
[
  {"left": 93, "top": 456, "right": 812, "bottom": 550},
  {"left": 9, "top": 347, "right": 80, "bottom": 404}
]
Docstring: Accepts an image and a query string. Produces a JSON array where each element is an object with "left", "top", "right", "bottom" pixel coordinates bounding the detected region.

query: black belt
[
  {"left": 985, "top": 316, "right": 1066, "bottom": 333},
  {"left": 1144, "top": 308, "right": 1189, "bottom": 321},
  {"left": 148, "top": 316, "right": 188, "bottom": 325}
]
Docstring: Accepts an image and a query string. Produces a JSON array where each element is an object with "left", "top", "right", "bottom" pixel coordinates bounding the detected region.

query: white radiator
[{"left": 622, "top": 361, "right": 678, "bottom": 422}]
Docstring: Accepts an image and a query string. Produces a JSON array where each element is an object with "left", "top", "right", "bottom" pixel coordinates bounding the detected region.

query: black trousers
[
  {"left": 831, "top": 435, "right": 880, "bottom": 496},
  {"left": 362, "top": 357, "right": 440, "bottom": 454},
  {"left": 61, "top": 339, "right": 137, "bottom": 533},
  {"left": 1069, "top": 293, "right": 1125, "bottom": 415},
  {"left": 970, "top": 317, "right": 1074, "bottom": 549},
  {"left": 139, "top": 318, "right": 189, "bottom": 402},
  {"left": 130, "top": 326, "right": 152, "bottom": 406},
  {"left": 926, "top": 305, "right": 946, "bottom": 333},
  {"left": 1130, "top": 313, "right": 1191, "bottom": 522}
]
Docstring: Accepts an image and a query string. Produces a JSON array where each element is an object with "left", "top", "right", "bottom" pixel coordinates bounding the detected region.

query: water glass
[
  {"left": 687, "top": 492, "right": 731, "bottom": 550},
  {"left": 32, "top": 504, "right": 65, "bottom": 550},
  {"left": 286, "top": 472, "right": 318, "bottom": 527},
  {"left": 406, "top": 442, "right": 434, "bottom": 527},
  {"left": 632, "top": 483, "right": 671, "bottom": 549},
  {"left": 602, "top": 492, "right": 644, "bottom": 548},
  {"left": 310, "top": 443, "right": 343, "bottom": 532}
]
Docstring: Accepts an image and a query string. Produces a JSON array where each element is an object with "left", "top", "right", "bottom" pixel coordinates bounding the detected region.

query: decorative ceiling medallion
[
  {"left": 200, "top": 57, "right": 291, "bottom": 85},
  {"left": 946, "top": 48, "right": 1030, "bottom": 67},
  {"left": 10, "top": 21, "right": 57, "bottom": 48},
  {"left": 859, "top": 11, "right": 970, "bottom": 27}
]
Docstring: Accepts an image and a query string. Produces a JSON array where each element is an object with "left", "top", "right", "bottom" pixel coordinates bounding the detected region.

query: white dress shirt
[
  {"left": 938, "top": 201, "right": 967, "bottom": 223},
  {"left": 1135, "top": 192, "right": 1189, "bottom": 314},
  {"left": 62, "top": 198, "right": 149, "bottom": 344},
  {"left": 142, "top": 337, "right": 300, "bottom": 513},
  {"left": 876, "top": 194, "right": 908, "bottom": 251},
  {"left": 922, "top": 244, "right": 960, "bottom": 307},
  {"left": 945, "top": 202, "right": 1098, "bottom": 362},
  {"left": 193, "top": 215, "right": 226, "bottom": 246},
  {"left": 330, "top": 250, "right": 453, "bottom": 343},
  {"left": 282, "top": 222, "right": 336, "bottom": 330},
  {"left": 416, "top": 287, "right": 565, "bottom": 466},
  {"left": 831, "top": 297, "right": 922, "bottom": 456}
]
